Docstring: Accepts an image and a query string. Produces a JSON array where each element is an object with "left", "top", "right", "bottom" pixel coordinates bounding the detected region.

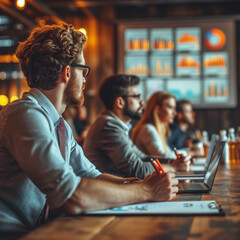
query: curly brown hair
[{"left": 15, "top": 24, "right": 86, "bottom": 90}]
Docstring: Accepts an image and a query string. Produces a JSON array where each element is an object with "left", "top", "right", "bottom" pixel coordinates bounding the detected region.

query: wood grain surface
[{"left": 21, "top": 162, "right": 240, "bottom": 240}]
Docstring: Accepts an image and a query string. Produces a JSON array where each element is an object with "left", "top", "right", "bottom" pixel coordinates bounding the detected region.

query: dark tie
[{"left": 57, "top": 117, "right": 66, "bottom": 160}]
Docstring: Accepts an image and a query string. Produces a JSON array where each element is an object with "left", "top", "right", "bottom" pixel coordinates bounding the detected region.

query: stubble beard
[
  {"left": 64, "top": 75, "right": 85, "bottom": 107},
  {"left": 123, "top": 103, "right": 142, "bottom": 120}
]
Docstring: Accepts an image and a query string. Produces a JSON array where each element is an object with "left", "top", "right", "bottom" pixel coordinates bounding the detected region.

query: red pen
[
  {"left": 150, "top": 158, "right": 165, "bottom": 174},
  {"left": 173, "top": 148, "right": 181, "bottom": 159}
]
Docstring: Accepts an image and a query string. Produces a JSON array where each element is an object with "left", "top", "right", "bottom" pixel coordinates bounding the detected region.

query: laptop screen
[
  {"left": 204, "top": 141, "right": 225, "bottom": 188},
  {"left": 204, "top": 134, "right": 219, "bottom": 169}
]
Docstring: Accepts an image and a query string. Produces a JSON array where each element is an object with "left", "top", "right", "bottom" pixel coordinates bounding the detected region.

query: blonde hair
[{"left": 132, "top": 91, "right": 176, "bottom": 152}]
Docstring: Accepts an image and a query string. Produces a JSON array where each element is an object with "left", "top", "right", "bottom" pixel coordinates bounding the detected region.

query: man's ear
[
  {"left": 115, "top": 96, "right": 125, "bottom": 110},
  {"left": 61, "top": 65, "right": 71, "bottom": 84}
]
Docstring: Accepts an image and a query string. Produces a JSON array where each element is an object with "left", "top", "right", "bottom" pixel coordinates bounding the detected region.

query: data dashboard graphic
[
  {"left": 150, "top": 28, "right": 174, "bottom": 52},
  {"left": 145, "top": 78, "right": 165, "bottom": 99},
  {"left": 124, "top": 55, "right": 148, "bottom": 75},
  {"left": 119, "top": 20, "right": 236, "bottom": 108},
  {"left": 176, "top": 54, "right": 201, "bottom": 76},
  {"left": 203, "top": 52, "right": 228, "bottom": 76},
  {"left": 167, "top": 79, "right": 201, "bottom": 103},
  {"left": 176, "top": 27, "right": 201, "bottom": 51},
  {"left": 150, "top": 55, "right": 173, "bottom": 76},
  {"left": 125, "top": 29, "right": 149, "bottom": 51},
  {"left": 204, "top": 78, "right": 228, "bottom": 102},
  {"left": 205, "top": 29, "right": 226, "bottom": 51}
]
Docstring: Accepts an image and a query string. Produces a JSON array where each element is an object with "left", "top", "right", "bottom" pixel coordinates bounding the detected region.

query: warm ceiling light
[
  {"left": 10, "top": 96, "right": 19, "bottom": 102},
  {"left": 0, "top": 95, "right": 9, "bottom": 106},
  {"left": 78, "top": 28, "right": 87, "bottom": 36},
  {"left": 16, "top": 0, "right": 26, "bottom": 10}
]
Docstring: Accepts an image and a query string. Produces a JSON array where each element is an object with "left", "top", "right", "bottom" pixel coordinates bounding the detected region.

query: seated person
[
  {"left": 168, "top": 99, "right": 203, "bottom": 156},
  {"left": 73, "top": 105, "right": 90, "bottom": 145},
  {"left": 63, "top": 105, "right": 89, "bottom": 145},
  {"left": 83, "top": 74, "right": 191, "bottom": 179},
  {"left": 131, "top": 91, "right": 181, "bottom": 159},
  {"left": 0, "top": 24, "right": 179, "bottom": 239}
]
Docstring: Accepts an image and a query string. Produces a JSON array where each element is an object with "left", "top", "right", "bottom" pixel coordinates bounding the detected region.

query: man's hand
[
  {"left": 171, "top": 154, "right": 192, "bottom": 171},
  {"left": 62, "top": 173, "right": 178, "bottom": 215},
  {"left": 142, "top": 172, "right": 179, "bottom": 201}
]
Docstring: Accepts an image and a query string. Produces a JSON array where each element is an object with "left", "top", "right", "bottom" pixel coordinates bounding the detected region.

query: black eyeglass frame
[
  {"left": 121, "top": 93, "right": 141, "bottom": 99},
  {"left": 70, "top": 63, "right": 91, "bottom": 77}
]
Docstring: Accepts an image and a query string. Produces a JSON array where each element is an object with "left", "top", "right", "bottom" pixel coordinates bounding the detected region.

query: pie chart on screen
[{"left": 204, "top": 29, "right": 226, "bottom": 50}]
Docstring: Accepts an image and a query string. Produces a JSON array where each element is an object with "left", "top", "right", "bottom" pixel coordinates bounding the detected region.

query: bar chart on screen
[
  {"left": 124, "top": 55, "right": 149, "bottom": 75},
  {"left": 176, "top": 27, "right": 201, "bottom": 51},
  {"left": 150, "top": 28, "right": 174, "bottom": 52},
  {"left": 204, "top": 79, "right": 228, "bottom": 102},
  {"left": 150, "top": 55, "right": 174, "bottom": 76},
  {"left": 203, "top": 52, "right": 228, "bottom": 75}
]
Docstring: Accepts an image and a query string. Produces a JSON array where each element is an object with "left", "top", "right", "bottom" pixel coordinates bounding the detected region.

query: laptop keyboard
[{"left": 182, "top": 183, "right": 206, "bottom": 190}]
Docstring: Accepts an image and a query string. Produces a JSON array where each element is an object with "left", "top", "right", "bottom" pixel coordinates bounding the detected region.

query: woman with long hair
[{"left": 132, "top": 91, "right": 178, "bottom": 158}]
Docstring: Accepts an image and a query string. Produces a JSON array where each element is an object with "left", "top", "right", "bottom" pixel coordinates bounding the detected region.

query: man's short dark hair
[
  {"left": 99, "top": 74, "right": 140, "bottom": 110},
  {"left": 176, "top": 99, "right": 192, "bottom": 113}
]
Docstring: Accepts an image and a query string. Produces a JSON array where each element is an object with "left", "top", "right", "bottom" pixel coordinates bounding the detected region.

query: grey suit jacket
[{"left": 83, "top": 109, "right": 155, "bottom": 179}]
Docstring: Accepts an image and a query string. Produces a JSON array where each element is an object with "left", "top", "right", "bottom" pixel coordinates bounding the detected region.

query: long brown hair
[{"left": 132, "top": 91, "right": 176, "bottom": 152}]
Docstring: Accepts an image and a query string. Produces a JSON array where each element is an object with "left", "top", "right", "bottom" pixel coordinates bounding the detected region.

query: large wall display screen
[{"left": 118, "top": 20, "right": 237, "bottom": 108}]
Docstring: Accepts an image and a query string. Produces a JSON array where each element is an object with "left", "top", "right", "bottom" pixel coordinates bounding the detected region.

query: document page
[
  {"left": 86, "top": 200, "right": 223, "bottom": 215},
  {"left": 190, "top": 165, "right": 205, "bottom": 171},
  {"left": 193, "top": 157, "right": 207, "bottom": 165}
]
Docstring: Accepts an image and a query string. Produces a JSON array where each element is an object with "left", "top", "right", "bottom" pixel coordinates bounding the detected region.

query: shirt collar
[
  {"left": 28, "top": 88, "right": 61, "bottom": 125},
  {"left": 103, "top": 109, "right": 132, "bottom": 134}
]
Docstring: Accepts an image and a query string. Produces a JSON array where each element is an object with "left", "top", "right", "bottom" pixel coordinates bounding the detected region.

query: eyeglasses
[
  {"left": 70, "top": 63, "right": 91, "bottom": 77},
  {"left": 122, "top": 93, "right": 141, "bottom": 99}
]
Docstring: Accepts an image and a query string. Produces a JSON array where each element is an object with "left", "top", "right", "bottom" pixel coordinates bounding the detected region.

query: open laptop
[
  {"left": 177, "top": 140, "right": 225, "bottom": 193},
  {"left": 176, "top": 134, "right": 219, "bottom": 179},
  {"left": 190, "top": 134, "right": 219, "bottom": 171}
]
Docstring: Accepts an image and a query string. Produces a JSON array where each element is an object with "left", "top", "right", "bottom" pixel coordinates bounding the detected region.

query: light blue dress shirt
[{"left": 0, "top": 88, "right": 101, "bottom": 237}]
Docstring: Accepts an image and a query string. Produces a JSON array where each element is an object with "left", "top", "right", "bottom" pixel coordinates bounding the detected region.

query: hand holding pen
[
  {"left": 145, "top": 158, "right": 178, "bottom": 201},
  {"left": 173, "top": 148, "right": 181, "bottom": 159},
  {"left": 172, "top": 148, "right": 191, "bottom": 171},
  {"left": 150, "top": 158, "right": 165, "bottom": 174}
]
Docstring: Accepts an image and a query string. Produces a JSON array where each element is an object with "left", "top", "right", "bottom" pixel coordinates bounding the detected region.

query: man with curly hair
[{"left": 0, "top": 24, "right": 178, "bottom": 239}]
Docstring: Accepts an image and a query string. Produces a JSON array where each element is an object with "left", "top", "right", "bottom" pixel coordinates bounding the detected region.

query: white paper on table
[
  {"left": 193, "top": 157, "right": 207, "bottom": 165},
  {"left": 86, "top": 200, "right": 224, "bottom": 215},
  {"left": 190, "top": 165, "right": 205, "bottom": 171}
]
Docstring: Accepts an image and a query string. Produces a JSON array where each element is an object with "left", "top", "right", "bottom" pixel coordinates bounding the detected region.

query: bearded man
[
  {"left": 83, "top": 74, "right": 191, "bottom": 179},
  {"left": 0, "top": 24, "right": 180, "bottom": 239},
  {"left": 168, "top": 99, "right": 200, "bottom": 149}
]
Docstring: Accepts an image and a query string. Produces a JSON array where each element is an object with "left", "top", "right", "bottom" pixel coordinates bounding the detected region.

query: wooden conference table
[{"left": 21, "top": 162, "right": 240, "bottom": 240}]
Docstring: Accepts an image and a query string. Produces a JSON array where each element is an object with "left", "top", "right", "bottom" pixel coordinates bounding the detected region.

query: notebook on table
[{"left": 177, "top": 140, "right": 225, "bottom": 193}]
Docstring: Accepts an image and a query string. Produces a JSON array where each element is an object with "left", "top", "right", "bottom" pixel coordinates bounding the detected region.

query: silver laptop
[
  {"left": 176, "top": 134, "right": 219, "bottom": 179},
  {"left": 177, "top": 140, "right": 225, "bottom": 193}
]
